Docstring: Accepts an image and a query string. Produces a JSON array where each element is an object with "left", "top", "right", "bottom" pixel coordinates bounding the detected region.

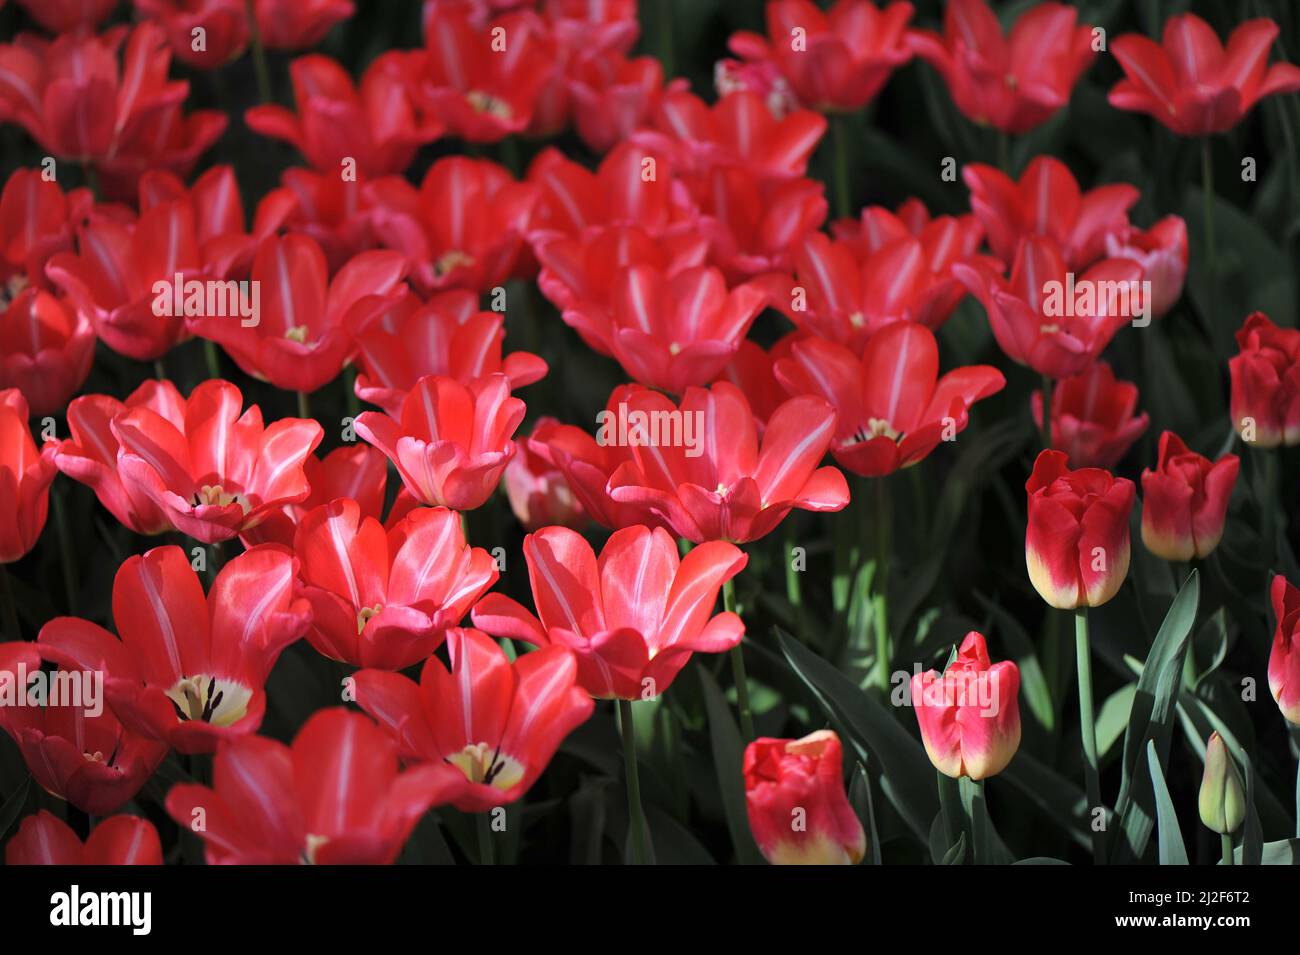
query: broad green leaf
[
  {"left": 698, "top": 667, "right": 763, "bottom": 864},
  {"left": 1233, "top": 839, "right": 1300, "bottom": 864},
  {"left": 1147, "top": 740, "right": 1189, "bottom": 865}
]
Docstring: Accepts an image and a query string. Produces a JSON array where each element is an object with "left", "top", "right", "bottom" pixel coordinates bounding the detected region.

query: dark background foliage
[{"left": 1, "top": 0, "right": 1298, "bottom": 864}]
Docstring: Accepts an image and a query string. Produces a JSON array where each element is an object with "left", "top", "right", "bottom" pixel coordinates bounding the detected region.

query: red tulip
[
  {"left": 830, "top": 200, "right": 988, "bottom": 330},
  {"left": 107, "top": 379, "right": 322, "bottom": 542},
  {"left": 641, "top": 89, "right": 828, "bottom": 181},
  {"left": 0, "top": 24, "right": 226, "bottom": 200},
  {"left": 12, "top": 0, "right": 117, "bottom": 32},
  {"left": 954, "top": 236, "right": 1144, "bottom": 379},
  {"left": 603, "top": 381, "right": 850, "bottom": 543},
  {"left": 544, "top": 0, "right": 639, "bottom": 58},
  {"left": 1229, "top": 311, "right": 1300, "bottom": 448},
  {"left": 354, "top": 627, "right": 593, "bottom": 811},
  {"left": 1140, "top": 431, "right": 1238, "bottom": 563},
  {"left": 713, "top": 55, "right": 800, "bottom": 121},
  {"left": 743, "top": 729, "right": 866, "bottom": 865},
  {"left": 1030, "top": 361, "right": 1149, "bottom": 469},
  {"left": 911, "top": 631, "right": 1021, "bottom": 780},
  {"left": 1110, "top": 14, "right": 1300, "bottom": 136},
  {"left": 568, "top": 52, "right": 681, "bottom": 154},
  {"left": 192, "top": 235, "right": 410, "bottom": 394},
  {"left": 1025, "top": 449, "right": 1135, "bottom": 610},
  {"left": 2, "top": 641, "right": 168, "bottom": 815},
  {"left": 165, "top": 708, "right": 457, "bottom": 864},
  {"left": 38, "top": 544, "right": 310, "bottom": 755},
  {"left": 0, "top": 167, "right": 92, "bottom": 287},
  {"left": 246, "top": 53, "right": 443, "bottom": 178},
  {"left": 774, "top": 323, "right": 1004, "bottom": 478},
  {"left": 135, "top": 0, "right": 250, "bottom": 69},
  {"left": 715, "top": 336, "right": 792, "bottom": 433},
  {"left": 1269, "top": 575, "right": 1300, "bottom": 725},
  {"left": 0, "top": 287, "right": 93, "bottom": 417},
  {"left": 693, "top": 171, "right": 828, "bottom": 280},
  {"left": 727, "top": 0, "right": 914, "bottom": 112},
  {"left": 472, "top": 526, "right": 747, "bottom": 698},
  {"left": 50, "top": 380, "right": 185, "bottom": 535},
  {"left": 6, "top": 811, "right": 162, "bottom": 866},
  {"left": 907, "top": 0, "right": 1095, "bottom": 134},
  {"left": 963, "top": 157, "right": 1138, "bottom": 271},
  {"left": 255, "top": 0, "right": 355, "bottom": 51},
  {"left": 369, "top": 157, "right": 536, "bottom": 296},
  {"left": 413, "top": 5, "right": 554, "bottom": 142},
  {"left": 1104, "top": 216, "right": 1188, "bottom": 321},
  {"left": 294, "top": 500, "right": 498, "bottom": 670},
  {"left": 254, "top": 167, "right": 376, "bottom": 272},
  {"left": 355, "top": 373, "right": 524, "bottom": 511},
  {"left": 47, "top": 165, "right": 255, "bottom": 361},
  {"left": 0, "top": 388, "right": 56, "bottom": 563},
  {"left": 350, "top": 289, "right": 547, "bottom": 417},
  {"left": 239, "top": 443, "right": 389, "bottom": 548},
  {"left": 504, "top": 416, "right": 587, "bottom": 531}
]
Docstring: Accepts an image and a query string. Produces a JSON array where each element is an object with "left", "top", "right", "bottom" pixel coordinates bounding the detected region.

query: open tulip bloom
[{"left": 6, "top": 0, "right": 1300, "bottom": 883}]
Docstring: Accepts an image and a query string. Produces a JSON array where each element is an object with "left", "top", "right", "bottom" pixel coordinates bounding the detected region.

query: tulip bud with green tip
[{"left": 1198, "top": 733, "right": 1246, "bottom": 835}]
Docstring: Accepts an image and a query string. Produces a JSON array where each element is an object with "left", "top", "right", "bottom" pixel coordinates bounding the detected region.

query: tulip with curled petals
[
  {"left": 1030, "top": 361, "right": 1148, "bottom": 470},
  {"left": 1140, "top": 431, "right": 1238, "bottom": 563},
  {"left": 1228, "top": 311, "right": 1300, "bottom": 448}
]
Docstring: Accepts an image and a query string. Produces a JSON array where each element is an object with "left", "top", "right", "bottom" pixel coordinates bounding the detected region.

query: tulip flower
[
  {"left": 6, "top": 811, "right": 162, "bottom": 866},
  {"left": 13, "top": 0, "right": 117, "bottom": 32},
  {"left": 294, "top": 500, "right": 498, "bottom": 670},
  {"left": 51, "top": 380, "right": 186, "bottom": 536},
  {"left": 1030, "top": 361, "right": 1149, "bottom": 470},
  {"left": 165, "top": 708, "right": 458, "bottom": 864},
  {"left": 545, "top": 0, "right": 640, "bottom": 57},
  {"left": 962, "top": 157, "right": 1138, "bottom": 271},
  {"left": 1024, "top": 449, "right": 1136, "bottom": 610},
  {"left": 907, "top": 0, "right": 1096, "bottom": 134},
  {"left": 568, "top": 52, "right": 681, "bottom": 155},
  {"left": 254, "top": 167, "right": 376, "bottom": 271},
  {"left": 135, "top": 0, "right": 251, "bottom": 69},
  {"left": 830, "top": 200, "right": 988, "bottom": 329},
  {"left": 1268, "top": 574, "right": 1300, "bottom": 726},
  {"left": 715, "top": 337, "right": 791, "bottom": 433},
  {"left": 1199, "top": 732, "right": 1246, "bottom": 837},
  {"left": 774, "top": 323, "right": 1005, "bottom": 478},
  {"left": 246, "top": 53, "right": 444, "bottom": 178},
  {"left": 0, "top": 168, "right": 92, "bottom": 286},
  {"left": 191, "top": 235, "right": 410, "bottom": 394},
  {"left": 726, "top": 0, "right": 914, "bottom": 112},
  {"left": 239, "top": 444, "right": 388, "bottom": 548},
  {"left": 349, "top": 289, "right": 547, "bottom": 417},
  {"left": 38, "top": 545, "right": 310, "bottom": 755},
  {"left": 353, "top": 627, "right": 594, "bottom": 811},
  {"left": 691, "top": 171, "right": 827, "bottom": 280},
  {"left": 600, "top": 381, "right": 850, "bottom": 543},
  {"left": 47, "top": 166, "right": 257, "bottom": 361},
  {"left": 910, "top": 631, "right": 1021, "bottom": 780},
  {"left": 412, "top": 5, "right": 555, "bottom": 142},
  {"left": 368, "top": 157, "right": 537, "bottom": 295},
  {"left": 355, "top": 373, "right": 524, "bottom": 511},
  {"left": 255, "top": 0, "right": 355, "bottom": 50},
  {"left": 1109, "top": 15, "right": 1300, "bottom": 136},
  {"left": 1228, "top": 311, "right": 1300, "bottom": 448},
  {"left": 0, "top": 388, "right": 56, "bottom": 564},
  {"left": 0, "top": 287, "right": 93, "bottom": 418},
  {"left": 1104, "top": 216, "right": 1188, "bottom": 320},
  {"left": 0, "top": 644, "right": 168, "bottom": 815},
  {"left": 743, "top": 730, "right": 866, "bottom": 865},
  {"left": 472, "top": 525, "right": 747, "bottom": 698},
  {"left": 954, "top": 236, "right": 1143, "bottom": 380},
  {"left": 1140, "top": 432, "right": 1239, "bottom": 563},
  {"left": 104, "top": 379, "right": 323, "bottom": 543},
  {"left": 504, "top": 417, "right": 587, "bottom": 531}
]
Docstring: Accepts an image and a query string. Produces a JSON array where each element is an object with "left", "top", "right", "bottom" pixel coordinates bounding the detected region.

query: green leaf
[
  {"left": 1146, "top": 740, "right": 1188, "bottom": 865},
  {"left": 1096, "top": 684, "right": 1137, "bottom": 759},
  {"left": 1110, "top": 570, "right": 1200, "bottom": 863},
  {"left": 1233, "top": 839, "right": 1300, "bottom": 865},
  {"left": 1000, "top": 751, "right": 1092, "bottom": 851},
  {"left": 940, "top": 832, "right": 966, "bottom": 866},
  {"left": 698, "top": 667, "right": 763, "bottom": 864},
  {"left": 777, "top": 629, "right": 937, "bottom": 838},
  {"left": 975, "top": 591, "right": 1054, "bottom": 733},
  {"left": 1013, "top": 856, "right": 1071, "bottom": 865},
  {"left": 849, "top": 761, "right": 882, "bottom": 865}
]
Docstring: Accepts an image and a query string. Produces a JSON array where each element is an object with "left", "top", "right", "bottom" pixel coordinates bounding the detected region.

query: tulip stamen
[
  {"left": 193, "top": 484, "right": 253, "bottom": 515},
  {"left": 165, "top": 674, "right": 252, "bottom": 727},
  {"left": 356, "top": 604, "right": 383, "bottom": 633},
  {"left": 434, "top": 249, "right": 476, "bottom": 277},
  {"left": 0, "top": 273, "right": 27, "bottom": 310},
  {"left": 466, "top": 90, "right": 513, "bottom": 119}
]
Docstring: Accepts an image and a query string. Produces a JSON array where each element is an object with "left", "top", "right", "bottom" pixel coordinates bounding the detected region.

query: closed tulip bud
[
  {"left": 1198, "top": 733, "right": 1246, "bottom": 835},
  {"left": 911, "top": 632, "right": 1021, "bottom": 780},
  {"left": 743, "top": 730, "right": 866, "bottom": 865},
  {"left": 1140, "top": 432, "right": 1239, "bottom": 562},
  {"left": 1025, "top": 450, "right": 1136, "bottom": 610},
  {"left": 1268, "top": 575, "right": 1300, "bottom": 725}
]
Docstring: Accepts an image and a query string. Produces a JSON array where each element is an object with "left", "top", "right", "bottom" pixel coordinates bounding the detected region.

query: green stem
[
  {"left": 1040, "top": 374, "right": 1055, "bottom": 451},
  {"left": 82, "top": 162, "right": 99, "bottom": 200},
  {"left": 203, "top": 339, "right": 221, "bottom": 380},
  {"left": 1075, "top": 607, "right": 1105, "bottom": 864},
  {"left": 1201, "top": 137, "right": 1217, "bottom": 338},
  {"left": 51, "top": 487, "right": 78, "bottom": 614},
  {"left": 1221, "top": 833, "right": 1234, "bottom": 866},
  {"left": 1262, "top": 450, "right": 1279, "bottom": 569},
  {"left": 831, "top": 114, "right": 853, "bottom": 219},
  {"left": 618, "top": 699, "right": 648, "bottom": 865},
  {"left": 724, "top": 578, "right": 755, "bottom": 740},
  {"left": 784, "top": 532, "right": 804, "bottom": 637},
  {"left": 245, "top": 0, "right": 273, "bottom": 106},
  {"left": 0, "top": 563, "right": 19, "bottom": 639},
  {"left": 153, "top": 359, "right": 167, "bottom": 381},
  {"left": 871, "top": 477, "right": 892, "bottom": 692},
  {"left": 296, "top": 390, "right": 311, "bottom": 420},
  {"left": 476, "top": 811, "right": 495, "bottom": 865},
  {"left": 937, "top": 772, "right": 963, "bottom": 858},
  {"left": 997, "top": 129, "right": 1011, "bottom": 175}
]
